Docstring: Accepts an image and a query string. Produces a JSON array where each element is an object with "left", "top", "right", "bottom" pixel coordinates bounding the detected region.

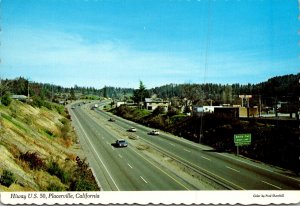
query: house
[
  {"left": 144, "top": 98, "right": 169, "bottom": 112},
  {"left": 10, "top": 95, "right": 27, "bottom": 101},
  {"left": 116, "top": 101, "right": 126, "bottom": 107},
  {"left": 192, "top": 106, "right": 222, "bottom": 116},
  {"left": 58, "top": 100, "right": 67, "bottom": 105},
  {"left": 116, "top": 101, "right": 137, "bottom": 108}
]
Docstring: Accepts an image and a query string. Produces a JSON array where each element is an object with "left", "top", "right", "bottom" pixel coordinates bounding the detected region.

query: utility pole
[
  {"left": 259, "top": 95, "right": 262, "bottom": 117},
  {"left": 27, "top": 80, "right": 30, "bottom": 101},
  {"left": 0, "top": 78, "right": 2, "bottom": 105},
  {"left": 51, "top": 83, "right": 54, "bottom": 102}
]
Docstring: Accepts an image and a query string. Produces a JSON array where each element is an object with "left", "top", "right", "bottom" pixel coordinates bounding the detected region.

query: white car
[
  {"left": 148, "top": 130, "right": 159, "bottom": 135},
  {"left": 128, "top": 127, "right": 137, "bottom": 132}
]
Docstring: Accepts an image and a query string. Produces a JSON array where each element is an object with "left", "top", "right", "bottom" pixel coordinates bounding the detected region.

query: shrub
[
  {"left": 69, "top": 156, "right": 99, "bottom": 191},
  {"left": 45, "top": 130, "right": 55, "bottom": 138},
  {"left": 43, "top": 101, "right": 52, "bottom": 110},
  {"left": 10, "top": 108, "right": 17, "bottom": 118},
  {"left": 47, "top": 161, "right": 70, "bottom": 184},
  {"left": 0, "top": 170, "right": 16, "bottom": 187},
  {"left": 19, "top": 152, "right": 45, "bottom": 170},
  {"left": 60, "top": 118, "right": 68, "bottom": 125},
  {"left": 169, "top": 114, "right": 187, "bottom": 124},
  {"left": 61, "top": 122, "right": 71, "bottom": 139},
  {"left": 70, "top": 177, "right": 98, "bottom": 191},
  {"left": 31, "top": 97, "right": 52, "bottom": 109},
  {"left": 152, "top": 106, "right": 166, "bottom": 116},
  {"left": 167, "top": 106, "right": 180, "bottom": 116},
  {"left": 31, "top": 97, "right": 44, "bottom": 108},
  {"left": 1, "top": 93, "right": 12, "bottom": 106},
  {"left": 54, "top": 105, "right": 65, "bottom": 115},
  {"left": 47, "top": 182, "right": 65, "bottom": 191}
]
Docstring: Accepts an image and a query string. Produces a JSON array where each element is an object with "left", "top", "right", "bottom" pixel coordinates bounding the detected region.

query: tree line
[
  {"left": 0, "top": 77, "right": 134, "bottom": 102},
  {"left": 1, "top": 73, "right": 299, "bottom": 107},
  {"left": 149, "top": 73, "right": 299, "bottom": 107}
]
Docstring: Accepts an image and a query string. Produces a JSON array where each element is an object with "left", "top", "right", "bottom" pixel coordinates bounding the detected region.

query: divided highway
[
  {"left": 69, "top": 102, "right": 196, "bottom": 191},
  {"left": 69, "top": 101, "right": 300, "bottom": 191}
]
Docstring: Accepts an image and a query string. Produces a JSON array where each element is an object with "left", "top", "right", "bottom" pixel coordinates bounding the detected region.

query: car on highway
[
  {"left": 115, "top": 139, "right": 128, "bottom": 147},
  {"left": 127, "top": 127, "right": 137, "bottom": 132},
  {"left": 148, "top": 130, "right": 159, "bottom": 135},
  {"left": 108, "top": 118, "right": 116, "bottom": 122},
  {"left": 71, "top": 106, "right": 76, "bottom": 109}
]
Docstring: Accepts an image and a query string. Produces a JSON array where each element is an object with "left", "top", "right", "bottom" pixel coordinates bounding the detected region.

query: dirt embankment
[{"left": 0, "top": 100, "right": 98, "bottom": 191}]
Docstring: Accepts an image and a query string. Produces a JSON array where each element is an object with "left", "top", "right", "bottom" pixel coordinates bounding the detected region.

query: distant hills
[{"left": 1, "top": 73, "right": 299, "bottom": 106}]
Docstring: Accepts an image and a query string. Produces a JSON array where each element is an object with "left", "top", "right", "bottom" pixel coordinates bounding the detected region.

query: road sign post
[{"left": 234, "top": 134, "right": 251, "bottom": 156}]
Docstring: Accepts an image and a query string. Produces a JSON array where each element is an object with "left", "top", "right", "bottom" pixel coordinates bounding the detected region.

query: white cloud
[
  {"left": 1, "top": 27, "right": 298, "bottom": 88},
  {"left": 1, "top": 27, "right": 204, "bottom": 88}
]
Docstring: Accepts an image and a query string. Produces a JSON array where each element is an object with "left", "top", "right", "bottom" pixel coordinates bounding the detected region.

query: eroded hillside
[{"left": 0, "top": 100, "right": 99, "bottom": 191}]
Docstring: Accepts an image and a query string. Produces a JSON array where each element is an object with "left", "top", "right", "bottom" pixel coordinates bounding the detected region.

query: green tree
[
  {"left": 1, "top": 92, "right": 12, "bottom": 106},
  {"left": 70, "top": 88, "right": 76, "bottom": 100},
  {"left": 103, "top": 86, "right": 108, "bottom": 98},
  {"left": 222, "top": 85, "right": 233, "bottom": 104},
  {"left": 0, "top": 170, "right": 15, "bottom": 187},
  {"left": 132, "top": 81, "right": 150, "bottom": 103}
]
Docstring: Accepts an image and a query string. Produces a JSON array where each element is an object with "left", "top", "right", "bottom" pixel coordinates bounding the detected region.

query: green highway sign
[{"left": 234, "top": 133, "right": 251, "bottom": 146}]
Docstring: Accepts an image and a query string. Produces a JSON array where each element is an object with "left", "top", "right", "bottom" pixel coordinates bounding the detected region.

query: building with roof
[
  {"left": 144, "top": 98, "right": 169, "bottom": 112},
  {"left": 10, "top": 95, "right": 28, "bottom": 101}
]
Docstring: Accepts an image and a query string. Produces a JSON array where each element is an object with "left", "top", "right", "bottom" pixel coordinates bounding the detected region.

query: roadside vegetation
[
  {"left": 112, "top": 105, "right": 300, "bottom": 174},
  {"left": 0, "top": 99, "right": 99, "bottom": 191}
]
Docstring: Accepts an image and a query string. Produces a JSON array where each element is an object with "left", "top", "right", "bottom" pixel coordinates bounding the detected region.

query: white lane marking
[
  {"left": 217, "top": 152, "right": 300, "bottom": 183},
  {"left": 169, "top": 143, "right": 175, "bottom": 147},
  {"left": 128, "top": 144, "right": 190, "bottom": 190},
  {"left": 140, "top": 176, "right": 148, "bottom": 184},
  {"left": 201, "top": 156, "right": 211, "bottom": 161},
  {"left": 118, "top": 154, "right": 123, "bottom": 158},
  {"left": 71, "top": 111, "right": 120, "bottom": 191},
  {"left": 106, "top": 141, "right": 109, "bottom": 145},
  {"left": 102, "top": 137, "right": 105, "bottom": 140},
  {"left": 226, "top": 166, "right": 240, "bottom": 173},
  {"left": 127, "top": 163, "right": 133, "bottom": 169},
  {"left": 111, "top": 146, "right": 115, "bottom": 151},
  {"left": 261, "top": 180, "right": 282, "bottom": 190},
  {"left": 183, "top": 149, "right": 191, "bottom": 153},
  {"left": 140, "top": 138, "right": 242, "bottom": 190}
]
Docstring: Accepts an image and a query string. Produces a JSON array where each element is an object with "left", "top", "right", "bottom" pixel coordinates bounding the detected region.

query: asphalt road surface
[{"left": 68, "top": 101, "right": 300, "bottom": 191}]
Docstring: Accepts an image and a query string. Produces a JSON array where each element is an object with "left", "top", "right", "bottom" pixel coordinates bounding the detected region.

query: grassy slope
[{"left": 0, "top": 100, "right": 93, "bottom": 191}]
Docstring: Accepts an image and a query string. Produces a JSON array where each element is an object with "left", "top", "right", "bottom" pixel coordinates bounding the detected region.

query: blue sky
[{"left": 1, "top": 0, "right": 299, "bottom": 89}]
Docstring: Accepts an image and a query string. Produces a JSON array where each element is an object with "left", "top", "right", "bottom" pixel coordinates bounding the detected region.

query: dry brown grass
[
  {"left": 34, "top": 170, "right": 66, "bottom": 191},
  {"left": 0, "top": 100, "right": 83, "bottom": 191}
]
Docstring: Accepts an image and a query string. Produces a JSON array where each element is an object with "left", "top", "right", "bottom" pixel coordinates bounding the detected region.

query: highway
[
  {"left": 69, "top": 101, "right": 199, "bottom": 191},
  {"left": 69, "top": 101, "right": 300, "bottom": 191}
]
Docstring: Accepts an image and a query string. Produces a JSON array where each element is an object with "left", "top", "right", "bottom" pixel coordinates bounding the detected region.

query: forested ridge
[{"left": 1, "top": 73, "right": 299, "bottom": 105}]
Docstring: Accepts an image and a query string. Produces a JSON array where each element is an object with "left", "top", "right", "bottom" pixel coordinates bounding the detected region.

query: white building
[{"left": 144, "top": 98, "right": 169, "bottom": 112}]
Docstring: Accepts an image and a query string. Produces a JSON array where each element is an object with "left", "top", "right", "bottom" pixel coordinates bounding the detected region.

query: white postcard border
[{"left": 1, "top": 191, "right": 300, "bottom": 205}]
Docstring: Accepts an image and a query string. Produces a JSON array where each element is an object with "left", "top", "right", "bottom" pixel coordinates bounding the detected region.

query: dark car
[{"left": 115, "top": 139, "right": 128, "bottom": 147}]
